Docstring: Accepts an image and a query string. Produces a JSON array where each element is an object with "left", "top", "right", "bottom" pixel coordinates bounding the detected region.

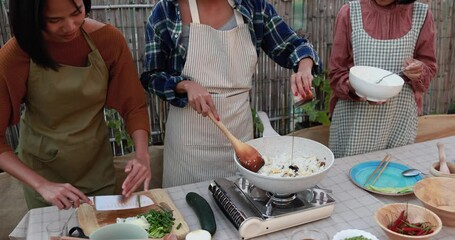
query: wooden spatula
[{"left": 207, "top": 112, "right": 264, "bottom": 172}]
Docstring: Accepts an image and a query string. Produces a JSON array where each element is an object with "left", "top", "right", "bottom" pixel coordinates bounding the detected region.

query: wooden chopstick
[
  {"left": 363, "top": 154, "right": 391, "bottom": 186},
  {"left": 370, "top": 155, "right": 392, "bottom": 186}
]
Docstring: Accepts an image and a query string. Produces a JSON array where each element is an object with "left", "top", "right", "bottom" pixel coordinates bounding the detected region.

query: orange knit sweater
[{"left": 0, "top": 24, "right": 150, "bottom": 154}]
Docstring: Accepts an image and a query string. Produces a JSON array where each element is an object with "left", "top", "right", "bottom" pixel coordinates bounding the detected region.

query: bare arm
[
  {"left": 121, "top": 129, "right": 152, "bottom": 197},
  {"left": 175, "top": 80, "right": 220, "bottom": 121},
  {"left": 0, "top": 151, "right": 91, "bottom": 209}
]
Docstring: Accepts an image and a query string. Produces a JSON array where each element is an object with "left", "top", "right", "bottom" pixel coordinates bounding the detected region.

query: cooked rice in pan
[{"left": 258, "top": 153, "right": 326, "bottom": 177}]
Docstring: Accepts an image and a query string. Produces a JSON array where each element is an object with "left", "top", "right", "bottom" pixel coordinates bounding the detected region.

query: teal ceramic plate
[{"left": 349, "top": 161, "right": 423, "bottom": 196}]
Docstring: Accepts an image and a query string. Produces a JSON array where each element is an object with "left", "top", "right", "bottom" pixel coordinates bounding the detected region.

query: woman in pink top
[{"left": 328, "top": 0, "right": 437, "bottom": 158}]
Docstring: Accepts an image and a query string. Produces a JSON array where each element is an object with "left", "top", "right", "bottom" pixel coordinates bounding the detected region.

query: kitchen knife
[{"left": 88, "top": 195, "right": 154, "bottom": 211}]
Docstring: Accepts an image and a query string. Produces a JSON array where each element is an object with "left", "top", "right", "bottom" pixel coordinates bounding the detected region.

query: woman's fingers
[
  {"left": 45, "top": 184, "right": 90, "bottom": 210},
  {"left": 164, "top": 234, "right": 178, "bottom": 240},
  {"left": 122, "top": 159, "right": 150, "bottom": 196},
  {"left": 368, "top": 100, "right": 387, "bottom": 105},
  {"left": 290, "top": 72, "right": 315, "bottom": 106},
  {"left": 291, "top": 72, "right": 313, "bottom": 97},
  {"left": 124, "top": 175, "right": 147, "bottom": 197},
  {"left": 403, "top": 58, "right": 423, "bottom": 81}
]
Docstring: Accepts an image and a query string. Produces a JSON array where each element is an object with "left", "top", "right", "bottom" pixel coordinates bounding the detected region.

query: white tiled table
[{"left": 10, "top": 136, "right": 455, "bottom": 240}]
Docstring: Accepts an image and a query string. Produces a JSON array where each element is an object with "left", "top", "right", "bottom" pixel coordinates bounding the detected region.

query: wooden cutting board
[{"left": 77, "top": 188, "right": 189, "bottom": 240}]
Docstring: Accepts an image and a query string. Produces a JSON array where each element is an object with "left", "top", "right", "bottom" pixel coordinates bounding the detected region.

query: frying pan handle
[{"left": 256, "top": 111, "right": 280, "bottom": 137}]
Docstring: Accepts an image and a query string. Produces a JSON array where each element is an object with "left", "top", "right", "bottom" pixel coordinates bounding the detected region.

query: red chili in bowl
[{"left": 387, "top": 210, "right": 435, "bottom": 236}]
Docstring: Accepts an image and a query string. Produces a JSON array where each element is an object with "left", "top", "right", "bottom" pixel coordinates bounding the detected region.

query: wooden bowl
[
  {"left": 429, "top": 162, "right": 455, "bottom": 178},
  {"left": 414, "top": 177, "right": 455, "bottom": 226},
  {"left": 374, "top": 203, "right": 442, "bottom": 240}
]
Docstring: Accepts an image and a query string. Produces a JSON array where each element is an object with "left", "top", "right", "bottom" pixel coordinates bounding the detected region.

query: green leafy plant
[
  {"left": 298, "top": 71, "right": 331, "bottom": 126},
  {"left": 252, "top": 108, "right": 264, "bottom": 133},
  {"left": 448, "top": 103, "right": 455, "bottom": 114},
  {"left": 104, "top": 109, "right": 134, "bottom": 155}
]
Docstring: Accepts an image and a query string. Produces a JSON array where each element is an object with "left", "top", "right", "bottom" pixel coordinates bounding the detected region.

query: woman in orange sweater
[{"left": 0, "top": 0, "right": 151, "bottom": 209}]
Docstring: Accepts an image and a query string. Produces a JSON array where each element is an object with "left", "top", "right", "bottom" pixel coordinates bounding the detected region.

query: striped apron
[
  {"left": 162, "top": 0, "right": 257, "bottom": 187},
  {"left": 329, "top": 1, "right": 428, "bottom": 158}
]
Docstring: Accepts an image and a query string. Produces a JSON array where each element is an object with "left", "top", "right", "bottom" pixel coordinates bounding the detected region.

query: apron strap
[
  {"left": 188, "top": 0, "right": 201, "bottom": 24},
  {"left": 349, "top": 1, "right": 363, "bottom": 32},
  {"left": 80, "top": 23, "right": 97, "bottom": 51},
  {"left": 188, "top": 0, "right": 244, "bottom": 25},
  {"left": 227, "top": 0, "right": 244, "bottom": 24}
]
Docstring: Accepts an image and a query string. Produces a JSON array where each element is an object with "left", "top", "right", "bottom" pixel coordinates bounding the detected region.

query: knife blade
[{"left": 88, "top": 195, "right": 154, "bottom": 211}]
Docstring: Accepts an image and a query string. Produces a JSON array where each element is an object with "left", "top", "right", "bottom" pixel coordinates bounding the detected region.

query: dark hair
[
  {"left": 397, "top": 0, "right": 417, "bottom": 4},
  {"left": 9, "top": 0, "right": 92, "bottom": 70}
]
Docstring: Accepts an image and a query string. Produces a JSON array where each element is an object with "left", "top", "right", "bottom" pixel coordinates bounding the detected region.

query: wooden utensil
[
  {"left": 363, "top": 154, "right": 392, "bottom": 187},
  {"left": 437, "top": 142, "right": 451, "bottom": 174},
  {"left": 207, "top": 112, "right": 264, "bottom": 172},
  {"left": 370, "top": 155, "right": 392, "bottom": 186}
]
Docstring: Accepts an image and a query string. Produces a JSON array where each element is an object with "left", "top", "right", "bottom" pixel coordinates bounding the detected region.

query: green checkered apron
[{"left": 329, "top": 1, "right": 428, "bottom": 158}]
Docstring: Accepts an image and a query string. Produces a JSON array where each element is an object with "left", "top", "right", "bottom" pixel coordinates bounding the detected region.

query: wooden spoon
[
  {"left": 207, "top": 112, "right": 264, "bottom": 172},
  {"left": 437, "top": 142, "right": 451, "bottom": 174}
]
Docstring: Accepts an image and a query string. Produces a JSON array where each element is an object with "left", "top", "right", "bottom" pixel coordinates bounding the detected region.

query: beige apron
[
  {"left": 18, "top": 29, "right": 115, "bottom": 208},
  {"left": 163, "top": 0, "right": 257, "bottom": 187}
]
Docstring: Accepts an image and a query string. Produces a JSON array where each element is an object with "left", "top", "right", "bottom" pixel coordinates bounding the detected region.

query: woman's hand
[
  {"left": 122, "top": 153, "right": 151, "bottom": 197},
  {"left": 163, "top": 234, "right": 178, "bottom": 240},
  {"left": 291, "top": 58, "right": 314, "bottom": 99},
  {"left": 36, "top": 181, "right": 91, "bottom": 210},
  {"left": 122, "top": 130, "right": 152, "bottom": 197},
  {"left": 347, "top": 80, "right": 386, "bottom": 105},
  {"left": 403, "top": 58, "right": 423, "bottom": 81},
  {"left": 402, "top": 58, "right": 423, "bottom": 82},
  {"left": 176, "top": 80, "right": 219, "bottom": 120}
]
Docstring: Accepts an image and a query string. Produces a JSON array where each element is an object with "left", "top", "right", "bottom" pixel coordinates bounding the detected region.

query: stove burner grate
[{"left": 209, "top": 178, "right": 336, "bottom": 239}]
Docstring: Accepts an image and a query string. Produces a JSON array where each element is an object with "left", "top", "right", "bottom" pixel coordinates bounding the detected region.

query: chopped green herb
[
  {"left": 344, "top": 236, "right": 371, "bottom": 240},
  {"left": 140, "top": 208, "right": 175, "bottom": 238},
  {"left": 176, "top": 222, "right": 182, "bottom": 230}
]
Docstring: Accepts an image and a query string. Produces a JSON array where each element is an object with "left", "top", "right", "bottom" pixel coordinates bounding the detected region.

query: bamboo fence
[{"left": 1, "top": 0, "right": 454, "bottom": 150}]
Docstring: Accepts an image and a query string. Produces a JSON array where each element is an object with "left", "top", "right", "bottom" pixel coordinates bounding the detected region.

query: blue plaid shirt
[{"left": 141, "top": 0, "right": 321, "bottom": 107}]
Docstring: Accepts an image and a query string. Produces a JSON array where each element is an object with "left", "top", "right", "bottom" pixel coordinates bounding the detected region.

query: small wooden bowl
[
  {"left": 374, "top": 203, "right": 442, "bottom": 240},
  {"left": 414, "top": 177, "right": 455, "bottom": 226},
  {"left": 430, "top": 162, "right": 455, "bottom": 178}
]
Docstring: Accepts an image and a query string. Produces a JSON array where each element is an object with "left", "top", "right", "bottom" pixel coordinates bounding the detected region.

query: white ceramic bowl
[
  {"left": 290, "top": 228, "right": 329, "bottom": 240},
  {"left": 332, "top": 229, "right": 379, "bottom": 240},
  {"left": 349, "top": 66, "right": 404, "bottom": 102},
  {"left": 89, "top": 223, "right": 148, "bottom": 240},
  {"left": 234, "top": 136, "right": 334, "bottom": 194}
]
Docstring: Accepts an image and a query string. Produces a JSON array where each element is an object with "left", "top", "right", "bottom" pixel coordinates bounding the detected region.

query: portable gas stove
[{"left": 209, "top": 177, "right": 335, "bottom": 239}]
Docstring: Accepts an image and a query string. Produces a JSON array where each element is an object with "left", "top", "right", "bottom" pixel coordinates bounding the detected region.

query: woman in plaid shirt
[
  {"left": 141, "top": 0, "right": 320, "bottom": 187},
  {"left": 328, "top": 0, "right": 437, "bottom": 158}
]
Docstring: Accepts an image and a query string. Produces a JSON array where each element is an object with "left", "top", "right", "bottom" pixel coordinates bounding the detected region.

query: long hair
[{"left": 9, "top": 0, "right": 92, "bottom": 70}]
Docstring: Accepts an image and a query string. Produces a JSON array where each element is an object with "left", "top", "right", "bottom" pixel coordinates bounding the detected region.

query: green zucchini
[{"left": 185, "top": 192, "right": 217, "bottom": 235}]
